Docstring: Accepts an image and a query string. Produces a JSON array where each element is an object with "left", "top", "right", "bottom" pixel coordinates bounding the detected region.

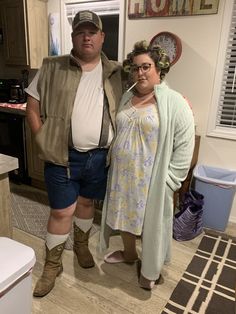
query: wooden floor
[{"left": 13, "top": 222, "right": 236, "bottom": 314}]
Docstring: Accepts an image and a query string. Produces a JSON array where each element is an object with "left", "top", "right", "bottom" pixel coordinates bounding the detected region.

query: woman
[{"left": 99, "top": 40, "right": 195, "bottom": 290}]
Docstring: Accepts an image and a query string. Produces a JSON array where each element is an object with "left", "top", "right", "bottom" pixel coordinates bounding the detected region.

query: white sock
[
  {"left": 46, "top": 232, "right": 69, "bottom": 250},
  {"left": 74, "top": 217, "right": 93, "bottom": 233}
]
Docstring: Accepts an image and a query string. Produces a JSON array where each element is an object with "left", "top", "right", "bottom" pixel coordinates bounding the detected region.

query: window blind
[{"left": 216, "top": 1, "right": 236, "bottom": 129}]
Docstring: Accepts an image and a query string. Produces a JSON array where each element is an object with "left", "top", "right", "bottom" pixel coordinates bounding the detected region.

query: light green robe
[{"left": 99, "top": 82, "right": 195, "bottom": 280}]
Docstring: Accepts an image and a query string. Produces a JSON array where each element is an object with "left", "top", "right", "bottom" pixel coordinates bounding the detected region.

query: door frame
[{"left": 60, "top": 0, "right": 125, "bottom": 62}]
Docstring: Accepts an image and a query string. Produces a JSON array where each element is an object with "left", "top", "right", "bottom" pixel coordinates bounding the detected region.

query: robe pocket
[{"left": 163, "top": 183, "right": 174, "bottom": 219}]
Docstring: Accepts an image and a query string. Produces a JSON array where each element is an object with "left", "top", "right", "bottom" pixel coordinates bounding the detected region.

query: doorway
[{"left": 60, "top": 0, "right": 124, "bottom": 62}]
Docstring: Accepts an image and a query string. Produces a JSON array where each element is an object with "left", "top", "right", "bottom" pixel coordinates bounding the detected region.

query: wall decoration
[
  {"left": 128, "top": 0, "right": 219, "bottom": 18},
  {"left": 150, "top": 32, "right": 182, "bottom": 66},
  {"left": 49, "top": 13, "right": 61, "bottom": 56}
]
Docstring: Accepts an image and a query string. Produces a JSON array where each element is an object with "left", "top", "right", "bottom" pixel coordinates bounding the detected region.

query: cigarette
[{"left": 127, "top": 81, "right": 138, "bottom": 92}]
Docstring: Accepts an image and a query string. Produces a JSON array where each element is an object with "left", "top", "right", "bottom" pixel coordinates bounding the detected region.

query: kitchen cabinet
[
  {"left": 0, "top": 154, "right": 18, "bottom": 238},
  {"left": 0, "top": 104, "right": 45, "bottom": 187},
  {"left": 0, "top": 107, "right": 29, "bottom": 184},
  {"left": 0, "top": 0, "right": 48, "bottom": 68}
]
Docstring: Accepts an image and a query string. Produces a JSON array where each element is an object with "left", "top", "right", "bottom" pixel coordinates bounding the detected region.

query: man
[{"left": 26, "top": 10, "right": 123, "bottom": 297}]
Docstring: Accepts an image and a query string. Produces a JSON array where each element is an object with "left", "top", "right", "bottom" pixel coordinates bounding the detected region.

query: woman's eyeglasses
[{"left": 130, "top": 63, "right": 153, "bottom": 73}]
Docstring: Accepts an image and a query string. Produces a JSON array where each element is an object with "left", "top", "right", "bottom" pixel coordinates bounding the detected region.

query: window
[{"left": 207, "top": 1, "right": 236, "bottom": 140}]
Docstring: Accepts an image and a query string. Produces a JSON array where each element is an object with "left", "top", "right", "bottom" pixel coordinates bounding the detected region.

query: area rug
[
  {"left": 162, "top": 231, "right": 236, "bottom": 314},
  {"left": 10, "top": 183, "right": 100, "bottom": 250}
]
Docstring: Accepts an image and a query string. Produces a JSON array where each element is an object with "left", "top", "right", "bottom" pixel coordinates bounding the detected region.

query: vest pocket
[{"left": 34, "top": 116, "right": 68, "bottom": 165}]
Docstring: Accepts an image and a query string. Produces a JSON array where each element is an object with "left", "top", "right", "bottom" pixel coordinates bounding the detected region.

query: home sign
[{"left": 128, "top": 0, "right": 220, "bottom": 18}]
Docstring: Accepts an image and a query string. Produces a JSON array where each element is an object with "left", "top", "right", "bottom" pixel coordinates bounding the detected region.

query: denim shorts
[{"left": 44, "top": 148, "right": 109, "bottom": 209}]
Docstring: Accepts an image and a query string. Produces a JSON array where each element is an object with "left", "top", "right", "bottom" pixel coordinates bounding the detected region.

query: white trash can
[
  {"left": 193, "top": 164, "right": 236, "bottom": 231},
  {"left": 0, "top": 237, "right": 36, "bottom": 314}
]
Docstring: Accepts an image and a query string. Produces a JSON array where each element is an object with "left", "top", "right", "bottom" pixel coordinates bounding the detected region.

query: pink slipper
[{"left": 104, "top": 250, "right": 138, "bottom": 264}]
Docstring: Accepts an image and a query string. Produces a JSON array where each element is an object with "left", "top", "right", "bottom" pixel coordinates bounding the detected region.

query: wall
[{"left": 47, "top": 0, "right": 236, "bottom": 222}]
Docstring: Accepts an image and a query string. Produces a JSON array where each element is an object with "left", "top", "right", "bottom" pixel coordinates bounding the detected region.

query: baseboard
[{"left": 229, "top": 216, "right": 236, "bottom": 224}]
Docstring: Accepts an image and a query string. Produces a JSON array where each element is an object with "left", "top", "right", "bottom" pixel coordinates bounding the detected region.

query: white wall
[{"left": 48, "top": 0, "right": 236, "bottom": 222}]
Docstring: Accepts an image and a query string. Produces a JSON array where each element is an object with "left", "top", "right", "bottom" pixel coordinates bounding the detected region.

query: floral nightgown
[{"left": 106, "top": 100, "right": 159, "bottom": 235}]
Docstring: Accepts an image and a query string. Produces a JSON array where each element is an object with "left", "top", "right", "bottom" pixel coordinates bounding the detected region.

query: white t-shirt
[
  {"left": 25, "top": 60, "right": 113, "bottom": 152},
  {"left": 25, "top": 70, "right": 40, "bottom": 101}
]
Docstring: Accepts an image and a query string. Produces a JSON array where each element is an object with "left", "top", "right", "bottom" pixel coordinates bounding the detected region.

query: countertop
[
  {"left": 0, "top": 154, "right": 18, "bottom": 175},
  {"left": 0, "top": 102, "right": 26, "bottom": 115}
]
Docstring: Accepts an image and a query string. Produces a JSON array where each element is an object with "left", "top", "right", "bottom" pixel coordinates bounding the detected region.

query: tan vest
[{"left": 35, "top": 53, "right": 123, "bottom": 166}]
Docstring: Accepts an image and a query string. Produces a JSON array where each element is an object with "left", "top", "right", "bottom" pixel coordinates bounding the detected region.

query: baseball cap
[{"left": 72, "top": 10, "right": 102, "bottom": 31}]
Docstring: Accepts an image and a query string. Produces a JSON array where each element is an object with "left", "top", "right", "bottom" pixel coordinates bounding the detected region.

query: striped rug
[{"left": 162, "top": 231, "right": 236, "bottom": 314}]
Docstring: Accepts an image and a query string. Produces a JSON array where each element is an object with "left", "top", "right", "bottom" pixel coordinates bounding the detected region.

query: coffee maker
[
  {"left": 9, "top": 82, "right": 25, "bottom": 103},
  {"left": 0, "top": 70, "right": 29, "bottom": 104}
]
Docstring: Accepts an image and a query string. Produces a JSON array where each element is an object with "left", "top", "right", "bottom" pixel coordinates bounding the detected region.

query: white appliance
[{"left": 0, "top": 237, "right": 36, "bottom": 314}]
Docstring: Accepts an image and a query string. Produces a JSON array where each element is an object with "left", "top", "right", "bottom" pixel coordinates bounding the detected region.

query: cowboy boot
[
  {"left": 73, "top": 223, "right": 95, "bottom": 268},
  {"left": 33, "top": 242, "right": 66, "bottom": 297}
]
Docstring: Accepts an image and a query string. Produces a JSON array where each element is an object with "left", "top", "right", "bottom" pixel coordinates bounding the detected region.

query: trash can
[
  {"left": 193, "top": 164, "right": 236, "bottom": 231},
  {"left": 0, "top": 237, "right": 36, "bottom": 314}
]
